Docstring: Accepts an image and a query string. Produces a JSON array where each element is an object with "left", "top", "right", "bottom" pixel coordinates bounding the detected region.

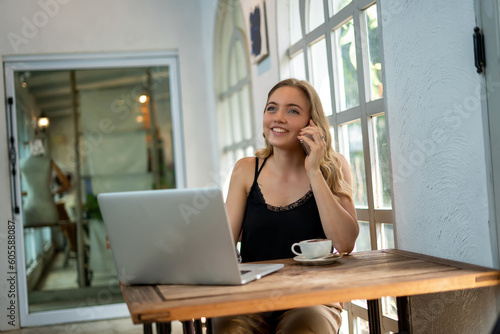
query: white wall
[
  {"left": 203, "top": 0, "right": 280, "bottom": 176},
  {"left": 0, "top": 0, "right": 216, "bottom": 330},
  {"left": 380, "top": 0, "right": 499, "bottom": 332},
  {"left": 381, "top": 0, "right": 494, "bottom": 267},
  {"left": 240, "top": 0, "right": 280, "bottom": 148}
]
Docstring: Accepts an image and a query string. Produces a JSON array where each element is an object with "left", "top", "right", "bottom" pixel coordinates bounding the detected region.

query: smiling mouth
[{"left": 271, "top": 128, "right": 287, "bottom": 134}]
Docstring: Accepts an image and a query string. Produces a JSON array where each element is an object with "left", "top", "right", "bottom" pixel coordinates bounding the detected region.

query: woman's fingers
[{"left": 300, "top": 124, "right": 325, "bottom": 144}]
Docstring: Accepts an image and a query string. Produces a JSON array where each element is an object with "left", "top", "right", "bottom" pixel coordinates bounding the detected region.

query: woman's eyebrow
[
  {"left": 286, "top": 103, "right": 304, "bottom": 111},
  {"left": 266, "top": 101, "right": 304, "bottom": 111}
]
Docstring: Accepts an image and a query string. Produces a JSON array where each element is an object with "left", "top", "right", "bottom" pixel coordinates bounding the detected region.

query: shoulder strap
[{"left": 255, "top": 157, "right": 267, "bottom": 181}]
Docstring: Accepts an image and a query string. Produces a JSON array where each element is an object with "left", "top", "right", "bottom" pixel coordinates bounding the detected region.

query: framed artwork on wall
[{"left": 246, "top": 0, "right": 269, "bottom": 63}]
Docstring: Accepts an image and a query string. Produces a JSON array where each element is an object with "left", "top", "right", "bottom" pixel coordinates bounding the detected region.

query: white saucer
[{"left": 293, "top": 253, "right": 343, "bottom": 266}]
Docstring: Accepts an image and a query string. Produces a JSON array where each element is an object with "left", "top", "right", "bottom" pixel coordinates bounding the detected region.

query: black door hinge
[{"left": 473, "top": 27, "right": 486, "bottom": 74}]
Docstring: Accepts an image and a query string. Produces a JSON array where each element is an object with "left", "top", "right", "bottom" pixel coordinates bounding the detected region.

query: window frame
[
  {"left": 214, "top": 0, "right": 256, "bottom": 195},
  {"left": 278, "top": 0, "right": 396, "bottom": 332},
  {"left": 4, "top": 51, "right": 185, "bottom": 326}
]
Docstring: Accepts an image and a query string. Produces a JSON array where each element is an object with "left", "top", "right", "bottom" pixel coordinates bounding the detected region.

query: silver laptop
[{"left": 97, "top": 187, "right": 283, "bottom": 285}]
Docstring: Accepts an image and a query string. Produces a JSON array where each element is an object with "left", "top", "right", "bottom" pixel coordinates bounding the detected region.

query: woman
[{"left": 220, "top": 79, "right": 359, "bottom": 333}]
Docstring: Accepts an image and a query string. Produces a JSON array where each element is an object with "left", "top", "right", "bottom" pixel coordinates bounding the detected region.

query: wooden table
[{"left": 120, "top": 249, "right": 500, "bottom": 333}]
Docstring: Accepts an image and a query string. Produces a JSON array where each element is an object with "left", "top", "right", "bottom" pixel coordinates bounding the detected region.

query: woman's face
[{"left": 263, "top": 86, "right": 311, "bottom": 150}]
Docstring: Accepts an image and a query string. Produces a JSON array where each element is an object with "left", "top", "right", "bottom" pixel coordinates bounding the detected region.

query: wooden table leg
[
  {"left": 194, "top": 319, "right": 203, "bottom": 333},
  {"left": 206, "top": 318, "right": 215, "bottom": 334},
  {"left": 156, "top": 322, "right": 172, "bottom": 334},
  {"left": 367, "top": 299, "right": 381, "bottom": 334},
  {"left": 182, "top": 320, "right": 195, "bottom": 334},
  {"left": 397, "top": 296, "right": 411, "bottom": 334},
  {"left": 143, "top": 323, "right": 153, "bottom": 334}
]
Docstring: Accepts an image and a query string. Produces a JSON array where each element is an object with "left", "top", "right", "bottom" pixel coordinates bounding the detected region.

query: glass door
[{"left": 4, "top": 52, "right": 185, "bottom": 326}]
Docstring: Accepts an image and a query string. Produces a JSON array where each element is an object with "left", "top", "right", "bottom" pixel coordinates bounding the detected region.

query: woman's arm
[
  {"left": 225, "top": 157, "right": 254, "bottom": 245},
  {"left": 308, "top": 154, "right": 359, "bottom": 254},
  {"left": 300, "top": 121, "right": 358, "bottom": 253}
]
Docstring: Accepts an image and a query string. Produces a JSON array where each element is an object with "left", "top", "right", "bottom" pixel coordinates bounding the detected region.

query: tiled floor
[{"left": 8, "top": 318, "right": 184, "bottom": 333}]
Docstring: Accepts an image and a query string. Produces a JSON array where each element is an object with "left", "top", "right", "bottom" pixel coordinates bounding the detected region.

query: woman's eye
[
  {"left": 266, "top": 106, "right": 276, "bottom": 112},
  {"left": 289, "top": 109, "right": 299, "bottom": 114}
]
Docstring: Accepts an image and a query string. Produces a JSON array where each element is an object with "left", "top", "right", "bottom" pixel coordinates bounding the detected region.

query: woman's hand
[{"left": 298, "top": 119, "right": 326, "bottom": 174}]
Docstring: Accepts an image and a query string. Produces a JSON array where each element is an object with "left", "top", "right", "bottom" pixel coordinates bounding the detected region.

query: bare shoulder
[
  {"left": 335, "top": 153, "right": 352, "bottom": 180},
  {"left": 231, "top": 157, "right": 257, "bottom": 192},
  {"left": 336, "top": 152, "right": 349, "bottom": 168},
  {"left": 232, "top": 156, "right": 256, "bottom": 176}
]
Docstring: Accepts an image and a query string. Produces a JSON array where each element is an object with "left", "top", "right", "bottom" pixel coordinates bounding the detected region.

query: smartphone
[{"left": 300, "top": 134, "right": 313, "bottom": 155}]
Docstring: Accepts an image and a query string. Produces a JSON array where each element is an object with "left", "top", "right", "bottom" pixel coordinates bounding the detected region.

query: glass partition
[{"left": 14, "top": 66, "right": 176, "bottom": 313}]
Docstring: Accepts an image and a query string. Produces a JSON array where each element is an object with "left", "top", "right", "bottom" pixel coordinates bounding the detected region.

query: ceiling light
[{"left": 38, "top": 115, "right": 49, "bottom": 129}]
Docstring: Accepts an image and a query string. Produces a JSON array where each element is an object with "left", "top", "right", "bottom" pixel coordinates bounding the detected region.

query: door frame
[
  {"left": 4, "top": 51, "right": 186, "bottom": 327},
  {"left": 477, "top": 0, "right": 500, "bottom": 269}
]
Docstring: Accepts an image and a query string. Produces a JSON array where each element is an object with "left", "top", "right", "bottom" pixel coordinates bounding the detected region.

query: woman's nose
[{"left": 273, "top": 109, "right": 286, "bottom": 123}]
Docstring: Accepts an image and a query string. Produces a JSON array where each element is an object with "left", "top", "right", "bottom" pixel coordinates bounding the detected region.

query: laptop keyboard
[{"left": 240, "top": 270, "right": 251, "bottom": 275}]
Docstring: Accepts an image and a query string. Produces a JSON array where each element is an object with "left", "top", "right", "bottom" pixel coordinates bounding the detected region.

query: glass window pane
[
  {"left": 340, "top": 309, "right": 349, "bottom": 334},
  {"left": 339, "top": 121, "right": 367, "bottom": 207},
  {"left": 290, "top": 0, "right": 302, "bottom": 45},
  {"left": 354, "top": 221, "right": 371, "bottom": 251},
  {"left": 24, "top": 230, "right": 36, "bottom": 267},
  {"left": 352, "top": 299, "right": 367, "bottom": 308},
  {"left": 365, "top": 5, "right": 383, "bottom": 101},
  {"left": 291, "top": 52, "right": 307, "bottom": 81},
  {"left": 230, "top": 94, "right": 243, "bottom": 142},
  {"left": 382, "top": 296, "right": 398, "bottom": 320},
  {"left": 16, "top": 65, "right": 178, "bottom": 313},
  {"left": 229, "top": 50, "right": 238, "bottom": 86},
  {"left": 377, "top": 223, "right": 395, "bottom": 250},
  {"left": 235, "top": 148, "right": 245, "bottom": 161},
  {"left": 235, "top": 39, "right": 246, "bottom": 81},
  {"left": 329, "top": 0, "right": 352, "bottom": 16},
  {"left": 308, "top": 0, "right": 325, "bottom": 32},
  {"left": 333, "top": 20, "right": 359, "bottom": 111},
  {"left": 372, "top": 114, "right": 391, "bottom": 208},
  {"left": 329, "top": 126, "right": 336, "bottom": 145},
  {"left": 354, "top": 316, "right": 370, "bottom": 334},
  {"left": 309, "top": 39, "right": 332, "bottom": 116},
  {"left": 217, "top": 100, "right": 231, "bottom": 148},
  {"left": 240, "top": 85, "right": 253, "bottom": 140},
  {"left": 245, "top": 146, "right": 255, "bottom": 157},
  {"left": 42, "top": 227, "right": 52, "bottom": 248},
  {"left": 221, "top": 151, "right": 235, "bottom": 197}
]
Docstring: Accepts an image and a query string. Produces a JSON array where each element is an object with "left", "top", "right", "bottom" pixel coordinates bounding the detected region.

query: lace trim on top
[{"left": 254, "top": 183, "right": 313, "bottom": 212}]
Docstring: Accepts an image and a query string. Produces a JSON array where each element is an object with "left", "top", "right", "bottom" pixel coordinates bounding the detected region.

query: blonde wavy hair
[{"left": 255, "top": 78, "right": 353, "bottom": 202}]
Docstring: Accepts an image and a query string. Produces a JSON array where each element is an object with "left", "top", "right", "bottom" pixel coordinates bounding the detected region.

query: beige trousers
[{"left": 214, "top": 303, "right": 342, "bottom": 334}]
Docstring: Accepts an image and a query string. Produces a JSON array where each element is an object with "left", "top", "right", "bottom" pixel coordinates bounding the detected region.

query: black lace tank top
[{"left": 240, "top": 157, "right": 326, "bottom": 263}]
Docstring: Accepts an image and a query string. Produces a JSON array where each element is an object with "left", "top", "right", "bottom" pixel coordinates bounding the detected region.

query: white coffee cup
[{"left": 291, "top": 239, "right": 332, "bottom": 259}]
